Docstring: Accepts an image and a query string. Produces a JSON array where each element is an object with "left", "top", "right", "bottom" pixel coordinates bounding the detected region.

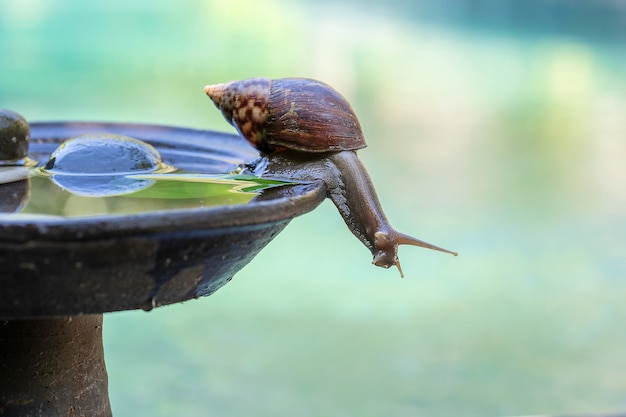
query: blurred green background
[{"left": 2, "top": 0, "right": 626, "bottom": 416}]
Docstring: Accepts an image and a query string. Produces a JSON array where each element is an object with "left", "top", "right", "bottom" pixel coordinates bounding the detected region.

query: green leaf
[{"left": 126, "top": 173, "right": 293, "bottom": 200}]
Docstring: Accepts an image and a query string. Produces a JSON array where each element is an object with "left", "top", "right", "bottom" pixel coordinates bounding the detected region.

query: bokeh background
[{"left": 1, "top": 0, "right": 625, "bottom": 416}]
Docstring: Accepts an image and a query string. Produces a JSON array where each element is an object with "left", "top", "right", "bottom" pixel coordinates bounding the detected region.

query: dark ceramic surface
[
  {"left": 0, "top": 122, "right": 326, "bottom": 318},
  {"left": 0, "top": 316, "right": 111, "bottom": 417}
]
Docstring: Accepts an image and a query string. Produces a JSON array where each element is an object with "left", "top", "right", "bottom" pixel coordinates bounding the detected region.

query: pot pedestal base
[{"left": 0, "top": 315, "right": 111, "bottom": 417}]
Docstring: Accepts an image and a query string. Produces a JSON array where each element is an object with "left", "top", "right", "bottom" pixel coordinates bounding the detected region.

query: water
[
  {"left": 15, "top": 173, "right": 272, "bottom": 217},
  {"left": 1, "top": 133, "right": 289, "bottom": 218}
]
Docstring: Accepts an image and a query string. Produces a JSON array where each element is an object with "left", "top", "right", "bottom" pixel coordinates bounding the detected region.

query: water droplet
[{"left": 141, "top": 297, "right": 157, "bottom": 312}]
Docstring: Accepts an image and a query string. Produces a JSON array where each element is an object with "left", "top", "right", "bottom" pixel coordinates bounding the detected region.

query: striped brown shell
[{"left": 205, "top": 77, "right": 367, "bottom": 154}]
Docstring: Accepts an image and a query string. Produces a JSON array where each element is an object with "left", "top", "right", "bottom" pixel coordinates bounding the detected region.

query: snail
[{"left": 205, "top": 77, "right": 457, "bottom": 276}]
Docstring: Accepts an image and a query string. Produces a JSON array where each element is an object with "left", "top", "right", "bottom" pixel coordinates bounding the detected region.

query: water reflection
[
  {"left": 0, "top": 130, "right": 293, "bottom": 217},
  {"left": 0, "top": 176, "right": 29, "bottom": 213},
  {"left": 10, "top": 173, "right": 290, "bottom": 218}
]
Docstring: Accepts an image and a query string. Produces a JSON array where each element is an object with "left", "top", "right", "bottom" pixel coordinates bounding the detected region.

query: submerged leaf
[{"left": 127, "top": 173, "right": 294, "bottom": 199}]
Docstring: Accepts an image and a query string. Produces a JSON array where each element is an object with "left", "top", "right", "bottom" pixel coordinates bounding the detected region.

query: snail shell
[{"left": 205, "top": 78, "right": 366, "bottom": 154}]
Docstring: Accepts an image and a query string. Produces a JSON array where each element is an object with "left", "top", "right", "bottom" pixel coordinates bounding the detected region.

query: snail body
[{"left": 205, "top": 77, "right": 456, "bottom": 276}]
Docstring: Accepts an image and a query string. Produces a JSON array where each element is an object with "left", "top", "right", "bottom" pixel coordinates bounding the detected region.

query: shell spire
[
  {"left": 204, "top": 84, "right": 225, "bottom": 107},
  {"left": 204, "top": 78, "right": 273, "bottom": 153}
]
